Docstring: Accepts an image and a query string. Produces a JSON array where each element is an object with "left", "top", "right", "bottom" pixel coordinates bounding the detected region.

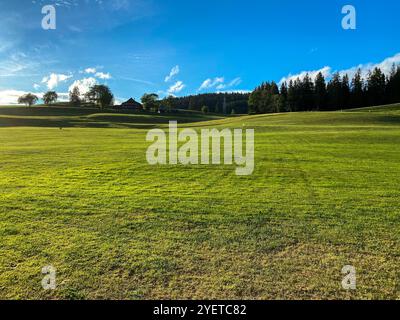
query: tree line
[
  {"left": 160, "top": 93, "right": 250, "bottom": 114},
  {"left": 249, "top": 65, "right": 400, "bottom": 114},
  {"left": 17, "top": 64, "right": 400, "bottom": 113},
  {"left": 17, "top": 84, "right": 114, "bottom": 109}
]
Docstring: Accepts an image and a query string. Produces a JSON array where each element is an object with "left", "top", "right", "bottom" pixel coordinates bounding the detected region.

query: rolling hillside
[{"left": 0, "top": 104, "right": 399, "bottom": 299}]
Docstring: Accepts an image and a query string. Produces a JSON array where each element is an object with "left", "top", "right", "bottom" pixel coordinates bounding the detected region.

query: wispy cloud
[
  {"left": 165, "top": 65, "right": 180, "bottom": 82},
  {"left": 216, "top": 77, "right": 242, "bottom": 90},
  {"left": 198, "top": 77, "right": 242, "bottom": 91},
  {"left": 168, "top": 81, "right": 185, "bottom": 94},
  {"left": 119, "top": 76, "right": 154, "bottom": 86},
  {"left": 31, "top": 0, "right": 78, "bottom": 9},
  {"left": 84, "top": 67, "right": 97, "bottom": 74},
  {"left": 110, "top": 0, "right": 130, "bottom": 11},
  {"left": 0, "top": 40, "right": 15, "bottom": 53},
  {"left": 81, "top": 67, "right": 111, "bottom": 79},
  {"left": 95, "top": 72, "right": 112, "bottom": 80},
  {"left": 0, "top": 52, "right": 38, "bottom": 77},
  {"left": 216, "top": 89, "right": 251, "bottom": 94},
  {"left": 198, "top": 77, "right": 224, "bottom": 91}
]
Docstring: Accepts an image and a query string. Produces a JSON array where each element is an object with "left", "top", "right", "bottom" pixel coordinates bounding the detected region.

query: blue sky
[{"left": 0, "top": 0, "right": 399, "bottom": 104}]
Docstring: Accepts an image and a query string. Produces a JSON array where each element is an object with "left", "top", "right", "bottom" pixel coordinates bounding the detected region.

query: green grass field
[{"left": 0, "top": 104, "right": 399, "bottom": 300}]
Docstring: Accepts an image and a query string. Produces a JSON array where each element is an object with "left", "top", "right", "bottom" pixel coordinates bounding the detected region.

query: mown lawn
[{"left": 0, "top": 105, "right": 399, "bottom": 299}]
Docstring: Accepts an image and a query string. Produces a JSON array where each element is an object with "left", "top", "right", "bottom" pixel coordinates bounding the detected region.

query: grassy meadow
[{"left": 0, "top": 104, "right": 399, "bottom": 299}]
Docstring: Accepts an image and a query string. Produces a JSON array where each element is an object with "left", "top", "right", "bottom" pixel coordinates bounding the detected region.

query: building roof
[
  {"left": 118, "top": 98, "right": 143, "bottom": 109},
  {"left": 122, "top": 98, "right": 142, "bottom": 106}
]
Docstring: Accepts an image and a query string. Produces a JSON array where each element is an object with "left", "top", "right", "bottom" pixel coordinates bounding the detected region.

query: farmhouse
[{"left": 115, "top": 98, "right": 143, "bottom": 111}]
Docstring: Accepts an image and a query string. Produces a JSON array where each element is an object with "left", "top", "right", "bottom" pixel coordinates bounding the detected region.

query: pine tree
[
  {"left": 280, "top": 82, "right": 288, "bottom": 112},
  {"left": 314, "top": 72, "right": 327, "bottom": 111},
  {"left": 341, "top": 74, "right": 350, "bottom": 109},
  {"left": 350, "top": 69, "right": 365, "bottom": 108},
  {"left": 327, "top": 73, "right": 342, "bottom": 110},
  {"left": 286, "top": 80, "right": 296, "bottom": 112},
  {"left": 301, "top": 74, "right": 315, "bottom": 111},
  {"left": 367, "top": 67, "right": 386, "bottom": 106},
  {"left": 386, "top": 64, "right": 400, "bottom": 104}
]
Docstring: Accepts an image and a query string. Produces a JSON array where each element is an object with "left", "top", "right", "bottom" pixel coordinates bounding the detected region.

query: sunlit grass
[{"left": 0, "top": 105, "right": 399, "bottom": 299}]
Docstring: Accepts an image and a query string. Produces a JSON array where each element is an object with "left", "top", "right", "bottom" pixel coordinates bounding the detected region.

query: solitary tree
[
  {"left": 43, "top": 91, "right": 58, "bottom": 105},
  {"left": 86, "top": 85, "right": 114, "bottom": 109},
  {"left": 69, "top": 86, "right": 81, "bottom": 107},
  {"left": 141, "top": 93, "right": 159, "bottom": 112},
  {"left": 18, "top": 93, "right": 38, "bottom": 107}
]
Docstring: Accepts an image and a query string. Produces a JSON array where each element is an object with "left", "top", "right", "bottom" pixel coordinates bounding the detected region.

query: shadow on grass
[
  {"left": 0, "top": 116, "right": 174, "bottom": 129},
  {"left": 0, "top": 106, "right": 224, "bottom": 129},
  {"left": 0, "top": 114, "right": 223, "bottom": 129}
]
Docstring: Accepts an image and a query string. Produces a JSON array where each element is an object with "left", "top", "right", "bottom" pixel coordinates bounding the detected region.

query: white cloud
[
  {"left": 82, "top": 67, "right": 112, "bottom": 79},
  {"left": 68, "top": 77, "right": 98, "bottom": 95},
  {"left": 41, "top": 73, "right": 73, "bottom": 90},
  {"left": 84, "top": 67, "right": 97, "bottom": 74},
  {"left": 198, "top": 77, "right": 224, "bottom": 91},
  {"left": 114, "top": 97, "right": 124, "bottom": 105},
  {"left": 95, "top": 72, "right": 112, "bottom": 79},
  {"left": 199, "top": 77, "right": 242, "bottom": 91},
  {"left": 57, "top": 93, "right": 70, "bottom": 102},
  {"left": 165, "top": 65, "right": 180, "bottom": 82},
  {"left": 168, "top": 81, "right": 185, "bottom": 94},
  {"left": 279, "top": 66, "right": 331, "bottom": 85},
  {"left": 279, "top": 53, "right": 400, "bottom": 85},
  {"left": 339, "top": 53, "right": 400, "bottom": 80},
  {"left": 216, "top": 77, "right": 242, "bottom": 90},
  {"left": 0, "top": 89, "right": 70, "bottom": 105},
  {"left": 0, "top": 90, "right": 35, "bottom": 105},
  {"left": 216, "top": 89, "right": 252, "bottom": 94},
  {"left": 33, "top": 83, "right": 41, "bottom": 90}
]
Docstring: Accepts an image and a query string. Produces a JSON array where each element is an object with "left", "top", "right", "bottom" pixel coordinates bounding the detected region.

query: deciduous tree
[
  {"left": 18, "top": 93, "right": 38, "bottom": 107},
  {"left": 43, "top": 91, "right": 58, "bottom": 105}
]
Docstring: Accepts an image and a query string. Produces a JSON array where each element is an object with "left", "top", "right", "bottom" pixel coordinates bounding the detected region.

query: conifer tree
[{"left": 314, "top": 72, "right": 327, "bottom": 111}]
